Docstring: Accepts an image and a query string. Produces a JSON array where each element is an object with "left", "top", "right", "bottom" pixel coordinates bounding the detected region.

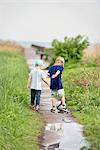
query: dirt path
[{"left": 24, "top": 47, "right": 89, "bottom": 150}]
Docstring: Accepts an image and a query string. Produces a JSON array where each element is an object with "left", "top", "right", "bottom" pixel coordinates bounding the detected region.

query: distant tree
[{"left": 51, "top": 35, "right": 89, "bottom": 64}]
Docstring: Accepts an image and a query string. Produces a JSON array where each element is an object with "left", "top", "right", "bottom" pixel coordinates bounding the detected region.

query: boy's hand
[
  {"left": 27, "top": 75, "right": 32, "bottom": 89},
  {"left": 27, "top": 85, "right": 30, "bottom": 89},
  {"left": 52, "top": 74, "right": 57, "bottom": 78}
]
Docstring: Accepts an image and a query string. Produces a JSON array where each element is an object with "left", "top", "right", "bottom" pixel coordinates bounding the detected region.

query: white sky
[{"left": 0, "top": 0, "right": 100, "bottom": 43}]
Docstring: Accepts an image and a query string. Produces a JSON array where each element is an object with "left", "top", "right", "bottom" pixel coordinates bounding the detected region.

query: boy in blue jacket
[{"left": 48, "top": 56, "right": 69, "bottom": 113}]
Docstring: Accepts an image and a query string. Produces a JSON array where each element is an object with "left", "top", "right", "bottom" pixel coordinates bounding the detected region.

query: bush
[{"left": 50, "top": 35, "right": 89, "bottom": 65}]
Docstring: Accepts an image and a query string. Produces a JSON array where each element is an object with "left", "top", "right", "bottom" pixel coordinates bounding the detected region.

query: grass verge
[
  {"left": 63, "top": 63, "right": 100, "bottom": 150},
  {"left": 0, "top": 50, "right": 44, "bottom": 150}
]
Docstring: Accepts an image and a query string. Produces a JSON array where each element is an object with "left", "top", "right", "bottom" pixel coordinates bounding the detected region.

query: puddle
[{"left": 40, "top": 122, "right": 90, "bottom": 150}]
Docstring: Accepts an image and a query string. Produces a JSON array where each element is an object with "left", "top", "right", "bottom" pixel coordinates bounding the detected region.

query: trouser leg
[
  {"left": 31, "top": 89, "right": 35, "bottom": 106},
  {"left": 36, "top": 90, "right": 41, "bottom": 106},
  {"left": 36, "top": 95, "right": 40, "bottom": 105}
]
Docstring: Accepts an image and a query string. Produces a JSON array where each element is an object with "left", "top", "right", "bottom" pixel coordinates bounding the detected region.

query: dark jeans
[{"left": 31, "top": 89, "right": 41, "bottom": 106}]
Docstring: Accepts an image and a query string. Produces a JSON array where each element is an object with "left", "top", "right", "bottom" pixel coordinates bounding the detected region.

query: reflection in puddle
[
  {"left": 41, "top": 122, "right": 90, "bottom": 150},
  {"left": 46, "top": 123, "right": 63, "bottom": 135}
]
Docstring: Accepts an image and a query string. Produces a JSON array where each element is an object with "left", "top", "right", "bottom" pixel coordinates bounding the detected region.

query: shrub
[{"left": 50, "top": 35, "right": 89, "bottom": 64}]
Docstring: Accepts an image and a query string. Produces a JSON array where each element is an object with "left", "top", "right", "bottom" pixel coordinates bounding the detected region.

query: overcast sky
[{"left": 0, "top": 0, "right": 100, "bottom": 43}]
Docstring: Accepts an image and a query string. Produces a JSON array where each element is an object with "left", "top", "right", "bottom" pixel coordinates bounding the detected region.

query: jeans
[{"left": 31, "top": 89, "right": 41, "bottom": 106}]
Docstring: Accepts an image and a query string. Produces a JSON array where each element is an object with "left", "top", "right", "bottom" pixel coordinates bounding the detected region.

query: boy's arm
[
  {"left": 52, "top": 70, "right": 60, "bottom": 78},
  {"left": 41, "top": 71, "right": 50, "bottom": 86},
  {"left": 47, "top": 66, "right": 52, "bottom": 78},
  {"left": 42, "top": 78, "right": 50, "bottom": 86},
  {"left": 47, "top": 73, "right": 50, "bottom": 78},
  {"left": 27, "top": 75, "right": 32, "bottom": 89}
]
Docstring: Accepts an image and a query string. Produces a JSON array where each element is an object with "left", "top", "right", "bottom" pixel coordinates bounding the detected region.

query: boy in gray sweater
[{"left": 27, "top": 59, "right": 48, "bottom": 111}]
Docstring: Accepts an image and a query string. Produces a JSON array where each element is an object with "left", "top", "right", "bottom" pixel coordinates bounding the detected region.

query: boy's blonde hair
[{"left": 55, "top": 56, "right": 65, "bottom": 66}]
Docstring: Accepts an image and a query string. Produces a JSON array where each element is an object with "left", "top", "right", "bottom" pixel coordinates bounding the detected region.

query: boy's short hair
[
  {"left": 35, "top": 59, "right": 43, "bottom": 66},
  {"left": 56, "top": 56, "right": 65, "bottom": 64}
]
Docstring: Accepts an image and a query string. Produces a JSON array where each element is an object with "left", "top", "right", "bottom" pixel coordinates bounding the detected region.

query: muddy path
[{"left": 24, "top": 47, "right": 89, "bottom": 150}]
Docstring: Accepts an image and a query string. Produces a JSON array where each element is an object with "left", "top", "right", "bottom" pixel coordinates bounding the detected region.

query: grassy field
[
  {"left": 0, "top": 49, "right": 44, "bottom": 150},
  {"left": 63, "top": 63, "right": 100, "bottom": 150}
]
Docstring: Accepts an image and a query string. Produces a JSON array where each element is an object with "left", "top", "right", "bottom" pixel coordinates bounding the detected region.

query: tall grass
[
  {"left": 0, "top": 50, "right": 43, "bottom": 150},
  {"left": 63, "top": 64, "right": 100, "bottom": 150}
]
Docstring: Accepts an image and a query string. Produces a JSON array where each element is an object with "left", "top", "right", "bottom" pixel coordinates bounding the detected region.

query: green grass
[
  {"left": 0, "top": 50, "right": 44, "bottom": 150},
  {"left": 63, "top": 63, "right": 100, "bottom": 150}
]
